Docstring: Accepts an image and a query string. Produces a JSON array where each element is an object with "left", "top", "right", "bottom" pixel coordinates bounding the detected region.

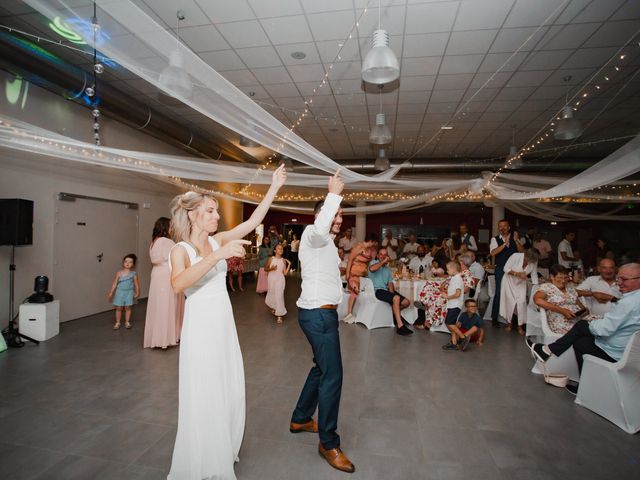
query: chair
[
  {"left": 351, "top": 277, "right": 394, "bottom": 329},
  {"left": 575, "top": 331, "right": 640, "bottom": 434},
  {"left": 482, "top": 275, "right": 496, "bottom": 320},
  {"left": 530, "top": 308, "right": 580, "bottom": 382}
]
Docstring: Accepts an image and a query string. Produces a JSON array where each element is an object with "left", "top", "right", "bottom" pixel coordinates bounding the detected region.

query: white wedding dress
[{"left": 168, "top": 237, "right": 245, "bottom": 480}]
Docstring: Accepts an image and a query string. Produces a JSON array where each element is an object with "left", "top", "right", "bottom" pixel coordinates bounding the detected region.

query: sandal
[
  {"left": 113, "top": 323, "right": 121, "bottom": 330},
  {"left": 125, "top": 322, "right": 132, "bottom": 329}
]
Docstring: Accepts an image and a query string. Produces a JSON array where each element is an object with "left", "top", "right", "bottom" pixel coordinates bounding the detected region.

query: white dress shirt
[
  {"left": 469, "top": 261, "right": 485, "bottom": 284},
  {"left": 578, "top": 275, "right": 622, "bottom": 317},
  {"left": 558, "top": 239, "right": 575, "bottom": 268},
  {"left": 382, "top": 237, "right": 398, "bottom": 260},
  {"left": 460, "top": 233, "right": 478, "bottom": 252},
  {"left": 338, "top": 236, "right": 357, "bottom": 253},
  {"left": 297, "top": 193, "right": 344, "bottom": 309},
  {"left": 409, "top": 254, "right": 432, "bottom": 273},
  {"left": 403, "top": 242, "right": 419, "bottom": 259}
]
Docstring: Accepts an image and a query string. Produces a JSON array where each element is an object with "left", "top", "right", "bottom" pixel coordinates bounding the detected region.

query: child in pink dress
[{"left": 265, "top": 244, "right": 291, "bottom": 324}]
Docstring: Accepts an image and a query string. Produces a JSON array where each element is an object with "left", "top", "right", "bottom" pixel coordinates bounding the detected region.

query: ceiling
[{"left": 1, "top": 0, "right": 639, "bottom": 175}]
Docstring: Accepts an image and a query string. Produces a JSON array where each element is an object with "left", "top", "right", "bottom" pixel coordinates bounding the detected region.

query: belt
[{"left": 319, "top": 304, "right": 338, "bottom": 309}]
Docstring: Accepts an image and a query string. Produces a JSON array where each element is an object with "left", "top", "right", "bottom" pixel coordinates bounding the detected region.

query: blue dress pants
[{"left": 291, "top": 307, "right": 343, "bottom": 449}]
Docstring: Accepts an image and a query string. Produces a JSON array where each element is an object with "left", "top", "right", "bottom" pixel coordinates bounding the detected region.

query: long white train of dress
[{"left": 168, "top": 237, "right": 245, "bottom": 480}]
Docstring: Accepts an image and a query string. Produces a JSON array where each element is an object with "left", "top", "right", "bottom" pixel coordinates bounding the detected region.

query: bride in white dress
[{"left": 168, "top": 165, "right": 287, "bottom": 480}]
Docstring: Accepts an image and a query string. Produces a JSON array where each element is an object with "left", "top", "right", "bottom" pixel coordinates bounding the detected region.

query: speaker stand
[{"left": 2, "top": 245, "right": 39, "bottom": 347}]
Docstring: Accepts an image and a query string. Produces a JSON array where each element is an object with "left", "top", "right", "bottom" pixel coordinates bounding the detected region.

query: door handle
[{"left": 97, "top": 253, "right": 103, "bottom": 262}]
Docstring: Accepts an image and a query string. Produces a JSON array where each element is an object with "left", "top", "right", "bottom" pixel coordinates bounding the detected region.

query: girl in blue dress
[{"left": 108, "top": 253, "right": 140, "bottom": 330}]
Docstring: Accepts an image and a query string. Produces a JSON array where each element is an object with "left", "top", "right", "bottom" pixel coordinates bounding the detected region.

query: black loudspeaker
[{"left": 0, "top": 199, "right": 33, "bottom": 246}]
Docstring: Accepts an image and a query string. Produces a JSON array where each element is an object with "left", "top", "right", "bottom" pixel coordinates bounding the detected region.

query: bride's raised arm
[{"left": 214, "top": 164, "right": 287, "bottom": 246}]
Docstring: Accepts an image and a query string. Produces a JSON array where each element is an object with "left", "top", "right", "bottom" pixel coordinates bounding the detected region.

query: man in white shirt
[
  {"left": 459, "top": 223, "right": 478, "bottom": 252},
  {"left": 402, "top": 233, "right": 419, "bottom": 259},
  {"left": 381, "top": 230, "right": 399, "bottom": 261},
  {"left": 577, "top": 258, "right": 621, "bottom": 317},
  {"left": 409, "top": 244, "right": 432, "bottom": 274},
  {"left": 338, "top": 228, "right": 357, "bottom": 255},
  {"left": 290, "top": 171, "right": 355, "bottom": 474},
  {"left": 558, "top": 230, "right": 581, "bottom": 269}
]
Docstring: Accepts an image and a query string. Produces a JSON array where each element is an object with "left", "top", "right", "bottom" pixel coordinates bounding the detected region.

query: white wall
[{"left": 0, "top": 70, "right": 187, "bottom": 322}]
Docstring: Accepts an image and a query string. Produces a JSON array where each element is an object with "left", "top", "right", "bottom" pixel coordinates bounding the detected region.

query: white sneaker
[{"left": 343, "top": 313, "right": 356, "bottom": 323}]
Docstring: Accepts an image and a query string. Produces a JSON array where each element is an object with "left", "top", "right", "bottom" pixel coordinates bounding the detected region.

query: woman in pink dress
[
  {"left": 265, "top": 244, "right": 291, "bottom": 324},
  {"left": 143, "top": 217, "right": 185, "bottom": 349}
]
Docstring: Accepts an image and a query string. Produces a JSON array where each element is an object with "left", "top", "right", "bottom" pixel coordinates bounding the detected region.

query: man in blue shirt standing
[
  {"left": 528, "top": 262, "right": 640, "bottom": 394},
  {"left": 368, "top": 247, "right": 413, "bottom": 335}
]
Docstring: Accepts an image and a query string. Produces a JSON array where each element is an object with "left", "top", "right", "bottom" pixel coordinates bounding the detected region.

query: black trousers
[{"left": 548, "top": 319, "right": 615, "bottom": 372}]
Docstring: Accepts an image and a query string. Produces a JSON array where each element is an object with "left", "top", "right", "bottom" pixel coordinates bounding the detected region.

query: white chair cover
[
  {"left": 482, "top": 275, "right": 496, "bottom": 320},
  {"left": 351, "top": 277, "right": 394, "bottom": 329},
  {"left": 575, "top": 331, "right": 640, "bottom": 434},
  {"left": 530, "top": 308, "right": 580, "bottom": 382}
]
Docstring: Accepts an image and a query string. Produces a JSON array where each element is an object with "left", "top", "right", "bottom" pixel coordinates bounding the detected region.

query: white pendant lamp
[
  {"left": 554, "top": 106, "right": 583, "bottom": 141},
  {"left": 374, "top": 148, "right": 390, "bottom": 171},
  {"left": 554, "top": 76, "right": 582, "bottom": 141},
  {"left": 362, "top": 1, "right": 399, "bottom": 85},
  {"left": 369, "top": 113, "right": 392, "bottom": 145},
  {"left": 159, "top": 11, "right": 193, "bottom": 98}
]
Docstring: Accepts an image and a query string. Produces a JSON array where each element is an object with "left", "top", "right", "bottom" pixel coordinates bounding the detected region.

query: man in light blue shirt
[
  {"left": 369, "top": 247, "right": 413, "bottom": 335},
  {"left": 528, "top": 263, "right": 640, "bottom": 393}
]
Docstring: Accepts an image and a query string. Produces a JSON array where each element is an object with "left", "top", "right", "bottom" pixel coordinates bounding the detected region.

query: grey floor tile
[{"left": 0, "top": 443, "right": 66, "bottom": 480}]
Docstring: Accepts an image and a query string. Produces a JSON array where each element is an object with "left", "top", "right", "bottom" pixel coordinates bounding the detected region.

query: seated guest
[
  {"left": 343, "top": 234, "right": 377, "bottom": 324},
  {"left": 499, "top": 249, "right": 540, "bottom": 335},
  {"left": 445, "top": 299, "right": 485, "bottom": 350},
  {"left": 415, "top": 256, "right": 475, "bottom": 329},
  {"left": 528, "top": 263, "right": 640, "bottom": 394},
  {"left": 466, "top": 251, "right": 485, "bottom": 294},
  {"left": 338, "top": 247, "right": 348, "bottom": 287},
  {"left": 441, "top": 261, "right": 466, "bottom": 350},
  {"left": 533, "top": 232, "right": 552, "bottom": 269},
  {"left": 409, "top": 244, "right": 433, "bottom": 275},
  {"left": 402, "top": 233, "right": 420, "bottom": 259},
  {"left": 577, "top": 258, "right": 621, "bottom": 317},
  {"left": 368, "top": 247, "right": 413, "bottom": 335},
  {"left": 558, "top": 230, "right": 581, "bottom": 270},
  {"left": 430, "top": 258, "right": 446, "bottom": 277},
  {"left": 533, "top": 264, "right": 595, "bottom": 335},
  {"left": 338, "top": 227, "right": 357, "bottom": 255}
]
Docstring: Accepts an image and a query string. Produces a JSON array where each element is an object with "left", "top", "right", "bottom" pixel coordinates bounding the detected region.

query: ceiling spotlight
[
  {"left": 291, "top": 51, "right": 306, "bottom": 60},
  {"left": 369, "top": 113, "right": 392, "bottom": 145},
  {"left": 239, "top": 136, "right": 260, "bottom": 148},
  {"left": 374, "top": 148, "right": 390, "bottom": 171}
]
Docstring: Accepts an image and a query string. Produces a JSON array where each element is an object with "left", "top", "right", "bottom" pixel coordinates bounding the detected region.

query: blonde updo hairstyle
[{"left": 170, "top": 191, "right": 218, "bottom": 243}]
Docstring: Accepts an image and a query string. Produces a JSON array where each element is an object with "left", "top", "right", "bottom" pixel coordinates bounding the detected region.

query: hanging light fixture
[
  {"left": 506, "top": 126, "right": 522, "bottom": 170},
  {"left": 361, "top": 0, "right": 400, "bottom": 85},
  {"left": 89, "top": 1, "right": 101, "bottom": 146},
  {"left": 374, "top": 148, "right": 390, "bottom": 171},
  {"left": 369, "top": 113, "right": 392, "bottom": 145},
  {"left": 554, "top": 76, "right": 582, "bottom": 141},
  {"left": 159, "top": 11, "right": 193, "bottom": 98}
]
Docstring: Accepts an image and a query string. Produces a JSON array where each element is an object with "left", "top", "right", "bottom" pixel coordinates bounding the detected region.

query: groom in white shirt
[{"left": 290, "top": 171, "right": 355, "bottom": 474}]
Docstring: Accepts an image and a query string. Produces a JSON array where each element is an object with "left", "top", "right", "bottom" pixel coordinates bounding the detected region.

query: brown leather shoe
[
  {"left": 318, "top": 443, "right": 355, "bottom": 473},
  {"left": 289, "top": 419, "right": 318, "bottom": 434}
]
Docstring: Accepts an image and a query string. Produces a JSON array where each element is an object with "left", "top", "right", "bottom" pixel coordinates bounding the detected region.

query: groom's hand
[{"left": 328, "top": 169, "right": 344, "bottom": 196}]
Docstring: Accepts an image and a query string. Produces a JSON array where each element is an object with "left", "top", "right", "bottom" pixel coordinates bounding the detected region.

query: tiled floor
[{"left": 1, "top": 275, "right": 638, "bottom": 480}]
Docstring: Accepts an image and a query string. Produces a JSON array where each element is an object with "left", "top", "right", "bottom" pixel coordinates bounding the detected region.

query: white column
[
  {"left": 355, "top": 201, "right": 366, "bottom": 241},
  {"left": 491, "top": 204, "right": 504, "bottom": 236}
]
